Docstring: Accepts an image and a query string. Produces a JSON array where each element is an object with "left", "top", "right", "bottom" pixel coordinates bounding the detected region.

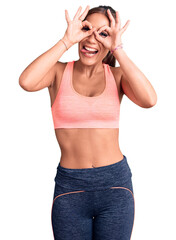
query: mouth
[{"left": 81, "top": 45, "right": 99, "bottom": 56}]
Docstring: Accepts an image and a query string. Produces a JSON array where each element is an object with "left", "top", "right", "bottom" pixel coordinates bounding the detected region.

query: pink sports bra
[{"left": 51, "top": 61, "right": 120, "bottom": 129}]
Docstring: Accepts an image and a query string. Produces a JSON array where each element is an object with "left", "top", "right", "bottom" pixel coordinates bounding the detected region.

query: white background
[{"left": 1, "top": 0, "right": 176, "bottom": 239}]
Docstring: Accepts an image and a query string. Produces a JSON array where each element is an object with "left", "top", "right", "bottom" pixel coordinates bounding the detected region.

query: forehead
[{"left": 86, "top": 13, "right": 110, "bottom": 29}]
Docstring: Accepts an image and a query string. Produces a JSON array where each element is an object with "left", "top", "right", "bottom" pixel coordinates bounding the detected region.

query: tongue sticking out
[{"left": 81, "top": 47, "right": 98, "bottom": 54}]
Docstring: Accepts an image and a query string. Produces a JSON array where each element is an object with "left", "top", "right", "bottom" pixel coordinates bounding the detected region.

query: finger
[
  {"left": 82, "top": 20, "right": 93, "bottom": 30},
  {"left": 97, "top": 25, "right": 111, "bottom": 35},
  {"left": 107, "top": 9, "right": 115, "bottom": 28},
  {"left": 86, "top": 27, "right": 96, "bottom": 37},
  {"left": 116, "top": 11, "right": 121, "bottom": 27},
  {"left": 73, "top": 6, "right": 82, "bottom": 20},
  {"left": 93, "top": 30, "right": 102, "bottom": 41},
  {"left": 121, "top": 20, "right": 130, "bottom": 34},
  {"left": 65, "top": 9, "right": 71, "bottom": 24},
  {"left": 93, "top": 30, "right": 106, "bottom": 43},
  {"left": 79, "top": 5, "right": 90, "bottom": 21}
]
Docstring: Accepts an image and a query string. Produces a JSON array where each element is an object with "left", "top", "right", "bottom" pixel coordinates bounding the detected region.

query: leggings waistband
[{"left": 54, "top": 154, "right": 132, "bottom": 192}]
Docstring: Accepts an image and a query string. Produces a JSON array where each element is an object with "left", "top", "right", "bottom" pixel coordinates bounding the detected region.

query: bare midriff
[{"left": 54, "top": 128, "right": 124, "bottom": 169}]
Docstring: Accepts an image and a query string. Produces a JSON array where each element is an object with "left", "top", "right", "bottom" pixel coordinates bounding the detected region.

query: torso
[{"left": 48, "top": 61, "right": 124, "bottom": 169}]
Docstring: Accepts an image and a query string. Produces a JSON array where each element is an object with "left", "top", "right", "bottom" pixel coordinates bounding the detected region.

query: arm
[
  {"left": 19, "top": 5, "right": 95, "bottom": 92},
  {"left": 113, "top": 48, "right": 157, "bottom": 108},
  {"left": 19, "top": 37, "right": 72, "bottom": 91},
  {"left": 94, "top": 9, "right": 157, "bottom": 108}
]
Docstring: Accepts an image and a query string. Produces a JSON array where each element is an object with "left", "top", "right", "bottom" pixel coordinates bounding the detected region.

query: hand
[
  {"left": 63, "top": 5, "right": 96, "bottom": 46},
  {"left": 93, "top": 9, "right": 130, "bottom": 51}
]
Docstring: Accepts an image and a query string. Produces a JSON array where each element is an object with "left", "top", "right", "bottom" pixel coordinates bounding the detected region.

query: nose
[{"left": 87, "top": 31, "right": 98, "bottom": 42}]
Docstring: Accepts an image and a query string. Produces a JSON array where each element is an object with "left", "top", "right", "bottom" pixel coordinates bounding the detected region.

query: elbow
[
  {"left": 138, "top": 93, "right": 157, "bottom": 108},
  {"left": 19, "top": 78, "right": 28, "bottom": 91},
  {"left": 19, "top": 77, "right": 33, "bottom": 91},
  {"left": 146, "top": 94, "right": 157, "bottom": 108},
  {"left": 149, "top": 87, "right": 158, "bottom": 108},
  {"left": 149, "top": 92, "right": 157, "bottom": 107}
]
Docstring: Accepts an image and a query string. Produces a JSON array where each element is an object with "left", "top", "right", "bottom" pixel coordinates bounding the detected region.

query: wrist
[
  {"left": 61, "top": 36, "right": 74, "bottom": 50},
  {"left": 110, "top": 42, "right": 123, "bottom": 53},
  {"left": 111, "top": 47, "right": 126, "bottom": 61}
]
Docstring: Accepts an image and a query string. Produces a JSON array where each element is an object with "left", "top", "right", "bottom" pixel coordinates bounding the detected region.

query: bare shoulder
[
  {"left": 54, "top": 61, "right": 67, "bottom": 85},
  {"left": 109, "top": 65, "right": 122, "bottom": 80},
  {"left": 48, "top": 61, "right": 68, "bottom": 107},
  {"left": 49, "top": 61, "right": 67, "bottom": 88},
  {"left": 56, "top": 60, "right": 67, "bottom": 71},
  {"left": 109, "top": 65, "right": 124, "bottom": 102}
]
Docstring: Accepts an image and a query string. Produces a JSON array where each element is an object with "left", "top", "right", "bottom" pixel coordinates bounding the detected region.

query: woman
[{"left": 19, "top": 5, "right": 157, "bottom": 240}]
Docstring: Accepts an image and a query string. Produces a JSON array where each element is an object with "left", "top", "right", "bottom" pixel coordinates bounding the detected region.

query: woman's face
[{"left": 78, "top": 13, "right": 110, "bottom": 64}]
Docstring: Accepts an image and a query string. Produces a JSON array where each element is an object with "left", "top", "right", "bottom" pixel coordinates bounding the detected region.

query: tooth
[{"left": 85, "top": 46, "right": 97, "bottom": 51}]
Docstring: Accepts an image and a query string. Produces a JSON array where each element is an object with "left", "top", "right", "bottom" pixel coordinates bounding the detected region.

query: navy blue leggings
[{"left": 51, "top": 155, "right": 135, "bottom": 240}]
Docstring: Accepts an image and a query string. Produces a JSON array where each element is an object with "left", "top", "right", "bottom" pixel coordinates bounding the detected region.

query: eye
[
  {"left": 82, "top": 26, "right": 90, "bottom": 31},
  {"left": 100, "top": 32, "right": 108, "bottom": 37},
  {"left": 82, "top": 27, "right": 108, "bottom": 37}
]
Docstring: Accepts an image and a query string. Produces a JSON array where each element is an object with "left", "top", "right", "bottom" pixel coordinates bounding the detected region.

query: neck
[{"left": 75, "top": 60, "right": 104, "bottom": 78}]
